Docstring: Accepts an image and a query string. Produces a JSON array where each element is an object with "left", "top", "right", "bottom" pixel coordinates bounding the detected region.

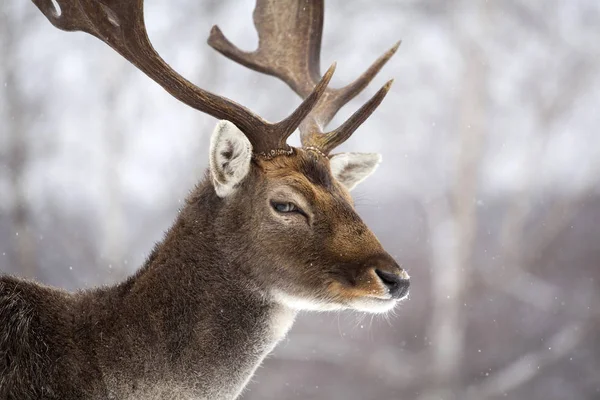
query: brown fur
[{"left": 0, "top": 149, "right": 405, "bottom": 399}]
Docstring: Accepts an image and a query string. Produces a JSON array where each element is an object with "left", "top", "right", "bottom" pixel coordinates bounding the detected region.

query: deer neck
[{"left": 101, "top": 181, "right": 296, "bottom": 399}]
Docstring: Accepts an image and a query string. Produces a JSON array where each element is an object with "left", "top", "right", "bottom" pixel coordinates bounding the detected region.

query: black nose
[{"left": 375, "top": 269, "right": 410, "bottom": 299}]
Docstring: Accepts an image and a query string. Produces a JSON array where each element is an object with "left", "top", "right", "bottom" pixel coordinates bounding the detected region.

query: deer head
[{"left": 33, "top": 0, "right": 410, "bottom": 313}]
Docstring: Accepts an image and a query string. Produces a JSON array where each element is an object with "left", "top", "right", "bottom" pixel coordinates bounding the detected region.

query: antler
[
  {"left": 208, "top": 0, "right": 399, "bottom": 155},
  {"left": 32, "top": 0, "right": 335, "bottom": 155}
]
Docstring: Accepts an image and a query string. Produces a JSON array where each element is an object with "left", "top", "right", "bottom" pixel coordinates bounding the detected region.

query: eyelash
[
  {"left": 271, "top": 201, "right": 297, "bottom": 213},
  {"left": 271, "top": 201, "right": 306, "bottom": 217}
]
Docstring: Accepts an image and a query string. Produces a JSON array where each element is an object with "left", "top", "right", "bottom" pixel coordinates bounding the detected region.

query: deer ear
[
  {"left": 209, "top": 120, "right": 253, "bottom": 197},
  {"left": 329, "top": 153, "right": 382, "bottom": 191}
]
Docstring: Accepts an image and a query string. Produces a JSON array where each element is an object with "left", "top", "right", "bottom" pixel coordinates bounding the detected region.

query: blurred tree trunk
[
  {"left": 100, "top": 61, "right": 127, "bottom": 280},
  {"left": 0, "top": 4, "right": 38, "bottom": 278},
  {"left": 422, "top": 4, "right": 489, "bottom": 398}
]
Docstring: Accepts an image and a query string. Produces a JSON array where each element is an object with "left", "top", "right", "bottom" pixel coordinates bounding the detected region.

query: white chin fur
[
  {"left": 273, "top": 290, "right": 400, "bottom": 314},
  {"left": 349, "top": 298, "right": 399, "bottom": 314},
  {"left": 272, "top": 291, "right": 344, "bottom": 312}
]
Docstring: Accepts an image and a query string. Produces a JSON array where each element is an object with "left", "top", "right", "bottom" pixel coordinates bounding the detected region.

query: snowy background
[{"left": 1, "top": 0, "right": 599, "bottom": 399}]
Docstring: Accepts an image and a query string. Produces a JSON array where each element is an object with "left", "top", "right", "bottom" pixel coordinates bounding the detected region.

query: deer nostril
[
  {"left": 374, "top": 269, "right": 410, "bottom": 299},
  {"left": 375, "top": 269, "right": 399, "bottom": 286}
]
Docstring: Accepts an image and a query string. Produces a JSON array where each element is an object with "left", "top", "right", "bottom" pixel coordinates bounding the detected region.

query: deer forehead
[{"left": 256, "top": 151, "right": 353, "bottom": 204}]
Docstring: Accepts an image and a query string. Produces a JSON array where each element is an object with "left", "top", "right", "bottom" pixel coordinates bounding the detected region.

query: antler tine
[
  {"left": 255, "top": 62, "right": 335, "bottom": 154},
  {"left": 32, "top": 0, "right": 332, "bottom": 155},
  {"left": 301, "top": 80, "right": 394, "bottom": 153},
  {"left": 208, "top": 0, "right": 399, "bottom": 155},
  {"left": 310, "top": 41, "right": 400, "bottom": 128}
]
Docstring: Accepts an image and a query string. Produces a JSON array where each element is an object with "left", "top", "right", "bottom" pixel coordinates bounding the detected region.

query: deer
[{"left": 0, "top": 0, "right": 409, "bottom": 399}]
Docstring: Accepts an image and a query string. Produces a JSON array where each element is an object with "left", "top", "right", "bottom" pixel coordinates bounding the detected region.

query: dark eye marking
[{"left": 298, "top": 157, "right": 332, "bottom": 188}]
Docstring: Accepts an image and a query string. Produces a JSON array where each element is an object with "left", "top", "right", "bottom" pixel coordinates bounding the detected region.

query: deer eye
[{"left": 271, "top": 201, "right": 298, "bottom": 213}]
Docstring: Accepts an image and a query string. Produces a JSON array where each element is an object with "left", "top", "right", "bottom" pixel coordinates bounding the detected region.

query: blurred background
[{"left": 1, "top": 0, "right": 599, "bottom": 399}]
